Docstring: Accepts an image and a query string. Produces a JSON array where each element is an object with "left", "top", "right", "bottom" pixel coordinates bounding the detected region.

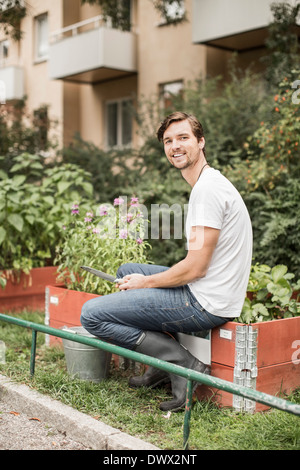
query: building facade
[{"left": 0, "top": 0, "right": 297, "bottom": 151}]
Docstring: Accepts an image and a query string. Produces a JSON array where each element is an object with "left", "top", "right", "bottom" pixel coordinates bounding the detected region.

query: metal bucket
[{"left": 62, "top": 326, "right": 111, "bottom": 383}]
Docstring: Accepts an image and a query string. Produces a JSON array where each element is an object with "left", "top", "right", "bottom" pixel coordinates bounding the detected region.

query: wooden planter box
[
  {"left": 45, "top": 285, "right": 99, "bottom": 346},
  {"left": 0, "top": 267, "right": 62, "bottom": 312},
  {"left": 196, "top": 317, "right": 300, "bottom": 412}
]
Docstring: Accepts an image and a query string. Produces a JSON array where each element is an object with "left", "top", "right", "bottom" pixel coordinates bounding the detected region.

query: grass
[{"left": 0, "top": 310, "right": 299, "bottom": 450}]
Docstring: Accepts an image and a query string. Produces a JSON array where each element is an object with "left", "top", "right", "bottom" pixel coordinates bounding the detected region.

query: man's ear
[{"left": 198, "top": 136, "right": 205, "bottom": 150}]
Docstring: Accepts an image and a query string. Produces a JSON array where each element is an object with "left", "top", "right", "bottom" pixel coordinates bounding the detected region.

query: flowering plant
[{"left": 54, "top": 196, "right": 151, "bottom": 295}]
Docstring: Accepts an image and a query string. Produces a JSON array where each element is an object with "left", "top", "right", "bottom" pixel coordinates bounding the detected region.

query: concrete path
[{"left": 0, "top": 374, "right": 159, "bottom": 451}]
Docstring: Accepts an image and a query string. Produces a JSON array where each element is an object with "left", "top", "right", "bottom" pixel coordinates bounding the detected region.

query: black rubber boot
[
  {"left": 129, "top": 366, "right": 170, "bottom": 389},
  {"left": 134, "top": 331, "right": 210, "bottom": 412}
]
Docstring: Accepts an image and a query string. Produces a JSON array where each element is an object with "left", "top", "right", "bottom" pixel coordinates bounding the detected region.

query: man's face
[{"left": 162, "top": 119, "right": 204, "bottom": 170}]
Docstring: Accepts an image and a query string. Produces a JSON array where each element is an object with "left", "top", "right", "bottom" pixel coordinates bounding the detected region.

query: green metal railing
[{"left": 0, "top": 312, "right": 299, "bottom": 449}]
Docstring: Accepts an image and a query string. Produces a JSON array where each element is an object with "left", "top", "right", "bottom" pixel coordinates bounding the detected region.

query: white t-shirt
[{"left": 185, "top": 168, "right": 253, "bottom": 318}]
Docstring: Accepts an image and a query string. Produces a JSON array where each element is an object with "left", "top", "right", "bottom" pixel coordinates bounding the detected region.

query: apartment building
[{"left": 0, "top": 0, "right": 297, "bottom": 150}]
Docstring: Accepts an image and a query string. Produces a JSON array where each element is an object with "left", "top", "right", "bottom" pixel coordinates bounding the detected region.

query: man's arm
[{"left": 118, "top": 226, "right": 220, "bottom": 290}]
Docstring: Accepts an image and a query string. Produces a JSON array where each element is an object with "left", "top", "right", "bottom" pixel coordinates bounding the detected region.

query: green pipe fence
[{"left": 0, "top": 312, "right": 299, "bottom": 449}]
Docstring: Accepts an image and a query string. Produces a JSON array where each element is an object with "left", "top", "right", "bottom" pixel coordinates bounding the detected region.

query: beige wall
[
  {"left": 19, "top": 0, "right": 63, "bottom": 148},
  {"left": 137, "top": 0, "right": 206, "bottom": 98}
]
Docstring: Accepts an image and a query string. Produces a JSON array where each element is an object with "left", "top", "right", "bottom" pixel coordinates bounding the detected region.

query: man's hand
[{"left": 117, "top": 273, "right": 146, "bottom": 290}]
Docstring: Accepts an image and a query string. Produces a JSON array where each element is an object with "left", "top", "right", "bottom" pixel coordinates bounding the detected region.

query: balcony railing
[{"left": 49, "top": 15, "right": 137, "bottom": 83}]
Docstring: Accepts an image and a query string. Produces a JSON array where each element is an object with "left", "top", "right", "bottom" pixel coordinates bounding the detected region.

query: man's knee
[
  {"left": 80, "top": 300, "right": 93, "bottom": 327},
  {"left": 117, "top": 263, "right": 139, "bottom": 277}
]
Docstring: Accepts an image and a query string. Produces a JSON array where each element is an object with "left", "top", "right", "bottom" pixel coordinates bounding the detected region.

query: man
[{"left": 81, "top": 112, "right": 253, "bottom": 411}]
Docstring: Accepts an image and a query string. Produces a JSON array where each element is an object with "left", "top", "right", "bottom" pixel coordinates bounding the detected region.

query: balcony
[
  {"left": 192, "top": 0, "right": 299, "bottom": 51},
  {"left": 0, "top": 65, "right": 24, "bottom": 102},
  {"left": 49, "top": 16, "right": 137, "bottom": 83}
]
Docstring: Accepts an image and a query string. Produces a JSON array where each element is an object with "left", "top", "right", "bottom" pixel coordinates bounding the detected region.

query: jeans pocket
[{"left": 162, "top": 314, "right": 202, "bottom": 333}]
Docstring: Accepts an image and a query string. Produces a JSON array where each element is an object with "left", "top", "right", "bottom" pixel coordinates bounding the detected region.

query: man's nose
[{"left": 171, "top": 139, "right": 180, "bottom": 150}]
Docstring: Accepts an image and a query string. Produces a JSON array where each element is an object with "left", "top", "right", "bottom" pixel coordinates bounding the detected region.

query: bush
[
  {"left": 54, "top": 196, "right": 151, "bottom": 295},
  {"left": 0, "top": 154, "right": 93, "bottom": 274}
]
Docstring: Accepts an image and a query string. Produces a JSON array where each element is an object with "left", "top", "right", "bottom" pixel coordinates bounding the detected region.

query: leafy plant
[
  {"left": 0, "top": 154, "right": 94, "bottom": 277},
  {"left": 237, "top": 263, "right": 300, "bottom": 324},
  {"left": 54, "top": 196, "right": 151, "bottom": 295},
  {"left": 0, "top": 100, "right": 58, "bottom": 172},
  {"left": 0, "top": 0, "right": 26, "bottom": 40}
]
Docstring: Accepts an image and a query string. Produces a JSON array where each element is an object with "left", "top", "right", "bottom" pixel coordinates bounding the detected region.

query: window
[
  {"left": 160, "top": 80, "right": 184, "bottom": 109},
  {"left": 35, "top": 13, "right": 49, "bottom": 61},
  {"left": 0, "top": 40, "right": 9, "bottom": 65},
  {"left": 106, "top": 98, "right": 132, "bottom": 148}
]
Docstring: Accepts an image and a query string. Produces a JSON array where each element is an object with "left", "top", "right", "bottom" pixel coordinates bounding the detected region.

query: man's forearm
[{"left": 144, "top": 258, "right": 204, "bottom": 288}]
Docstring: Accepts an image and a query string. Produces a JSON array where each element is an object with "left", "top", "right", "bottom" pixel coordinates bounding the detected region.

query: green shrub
[
  {"left": 238, "top": 263, "right": 300, "bottom": 324},
  {"left": 54, "top": 196, "right": 151, "bottom": 295}
]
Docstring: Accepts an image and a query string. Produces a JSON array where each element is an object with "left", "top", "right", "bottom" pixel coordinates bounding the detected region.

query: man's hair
[{"left": 156, "top": 112, "right": 205, "bottom": 149}]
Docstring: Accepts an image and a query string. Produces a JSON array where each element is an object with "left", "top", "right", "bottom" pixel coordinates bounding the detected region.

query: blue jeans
[{"left": 81, "top": 263, "right": 229, "bottom": 350}]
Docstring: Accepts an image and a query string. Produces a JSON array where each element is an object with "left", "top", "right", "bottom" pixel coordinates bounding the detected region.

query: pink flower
[
  {"left": 126, "top": 213, "right": 134, "bottom": 223},
  {"left": 71, "top": 203, "right": 79, "bottom": 215},
  {"left": 136, "top": 237, "right": 143, "bottom": 244},
  {"left": 99, "top": 205, "right": 108, "bottom": 216},
  {"left": 119, "top": 229, "right": 128, "bottom": 239},
  {"left": 84, "top": 217, "right": 92, "bottom": 222},
  {"left": 93, "top": 227, "right": 100, "bottom": 234},
  {"left": 130, "top": 197, "right": 139, "bottom": 207},
  {"left": 114, "top": 197, "right": 125, "bottom": 206}
]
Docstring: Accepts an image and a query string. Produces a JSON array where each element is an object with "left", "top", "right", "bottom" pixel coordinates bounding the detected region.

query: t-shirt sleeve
[{"left": 189, "top": 180, "right": 225, "bottom": 230}]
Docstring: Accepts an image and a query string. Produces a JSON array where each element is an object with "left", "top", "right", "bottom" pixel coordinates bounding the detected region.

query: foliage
[
  {"left": 0, "top": 0, "right": 26, "bottom": 40},
  {"left": 263, "top": 1, "right": 300, "bottom": 86},
  {"left": 136, "top": 64, "right": 272, "bottom": 169},
  {"left": 226, "top": 73, "right": 300, "bottom": 192},
  {"left": 225, "top": 71, "right": 300, "bottom": 277},
  {"left": 81, "top": 0, "right": 132, "bottom": 31},
  {"left": 0, "top": 99, "right": 57, "bottom": 174},
  {"left": 60, "top": 132, "right": 137, "bottom": 203},
  {"left": 0, "top": 154, "right": 93, "bottom": 276},
  {"left": 54, "top": 196, "right": 151, "bottom": 295},
  {"left": 237, "top": 263, "right": 300, "bottom": 324},
  {"left": 81, "top": 0, "right": 186, "bottom": 29}
]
